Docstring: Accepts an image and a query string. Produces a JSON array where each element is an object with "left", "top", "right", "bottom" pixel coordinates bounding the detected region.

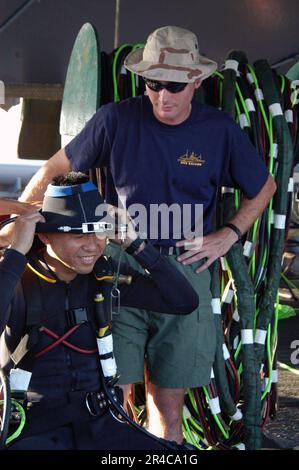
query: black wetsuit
[{"left": 0, "top": 243, "right": 198, "bottom": 450}]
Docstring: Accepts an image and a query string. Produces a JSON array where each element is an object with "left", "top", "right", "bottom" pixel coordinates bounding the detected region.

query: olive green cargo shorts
[{"left": 106, "top": 244, "right": 216, "bottom": 389}]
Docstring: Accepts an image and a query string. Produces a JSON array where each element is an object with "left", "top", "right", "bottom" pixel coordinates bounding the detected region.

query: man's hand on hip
[{"left": 175, "top": 227, "right": 238, "bottom": 273}]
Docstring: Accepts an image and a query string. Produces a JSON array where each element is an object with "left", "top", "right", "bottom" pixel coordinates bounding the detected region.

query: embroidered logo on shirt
[{"left": 177, "top": 150, "right": 205, "bottom": 167}]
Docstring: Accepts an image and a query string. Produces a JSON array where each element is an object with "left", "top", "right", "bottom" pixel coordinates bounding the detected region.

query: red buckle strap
[{"left": 35, "top": 325, "right": 97, "bottom": 358}]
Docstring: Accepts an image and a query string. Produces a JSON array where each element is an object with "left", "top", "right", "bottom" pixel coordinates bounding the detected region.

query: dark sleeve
[
  {"left": 112, "top": 243, "right": 199, "bottom": 315},
  {"left": 222, "top": 121, "right": 269, "bottom": 198},
  {"left": 0, "top": 249, "right": 26, "bottom": 335},
  {"left": 64, "top": 106, "right": 112, "bottom": 172}
]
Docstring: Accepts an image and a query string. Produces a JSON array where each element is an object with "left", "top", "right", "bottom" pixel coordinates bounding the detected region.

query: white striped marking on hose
[
  {"left": 241, "top": 329, "right": 254, "bottom": 344},
  {"left": 255, "top": 328, "right": 267, "bottom": 345},
  {"left": 274, "top": 213, "right": 286, "bottom": 230},
  {"left": 208, "top": 397, "right": 221, "bottom": 415},
  {"left": 222, "top": 343, "right": 230, "bottom": 360},
  {"left": 211, "top": 297, "right": 221, "bottom": 314},
  {"left": 245, "top": 98, "right": 256, "bottom": 112},
  {"left": 230, "top": 409, "right": 243, "bottom": 421},
  {"left": 222, "top": 186, "right": 235, "bottom": 194},
  {"left": 288, "top": 177, "right": 294, "bottom": 192},
  {"left": 254, "top": 88, "right": 264, "bottom": 101},
  {"left": 243, "top": 240, "right": 253, "bottom": 257},
  {"left": 233, "top": 309, "right": 240, "bottom": 322},
  {"left": 285, "top": 109, "right": 293, "bottom": 123},
  {"left": 224, "top": 59, "right": 239, "bottom": 72},
  {"left": 269, "top": 103, "right": 283, "bottom": 117},
  {"left": 239, "top": 113, "right": 250, "bottom": 128}
]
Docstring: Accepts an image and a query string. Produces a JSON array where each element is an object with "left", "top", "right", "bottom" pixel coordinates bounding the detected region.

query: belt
[
  {"left": 21, "top": 388, "right": 122, "bottom": 438},
  {"left": 26, "top": 390, "right": 108, "bottom": 419},
  {"left": 155, "top": 246, "right": 185, "bottom": 255}
]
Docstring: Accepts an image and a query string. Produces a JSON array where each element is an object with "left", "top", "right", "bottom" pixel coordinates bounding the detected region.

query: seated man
[{"left": 0, "top": 172, "right": 198, "bottom": 450}]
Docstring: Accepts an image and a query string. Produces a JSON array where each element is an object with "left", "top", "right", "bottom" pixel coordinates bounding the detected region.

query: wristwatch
[
  {"left": 224, "top": 223, "right": 242, "bottom": 242},
  {"left": 125, "top": 237, "right": 145, "bottom": 255}
]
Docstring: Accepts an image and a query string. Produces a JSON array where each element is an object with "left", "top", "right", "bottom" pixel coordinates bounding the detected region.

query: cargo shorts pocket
[{"left": 195, "top": 317, "right": 216, "bottom": 370}]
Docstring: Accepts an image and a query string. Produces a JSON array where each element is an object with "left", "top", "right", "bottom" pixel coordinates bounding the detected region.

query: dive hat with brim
[
  {"left": 124, "top": 25, "right": 217, "bottom": 83},
  {"left": 35, "top": 181, "right": 112, "bottom": 234}
]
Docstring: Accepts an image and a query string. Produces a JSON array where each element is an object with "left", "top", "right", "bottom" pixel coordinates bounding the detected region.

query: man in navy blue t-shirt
[{"left": 10, "top": 26, "right": 276, "bottom": 445}]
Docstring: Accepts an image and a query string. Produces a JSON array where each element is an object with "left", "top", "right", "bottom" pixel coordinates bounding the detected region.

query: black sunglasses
[{"left": 144, "top": 78, "right": 188, "bottom": 94}]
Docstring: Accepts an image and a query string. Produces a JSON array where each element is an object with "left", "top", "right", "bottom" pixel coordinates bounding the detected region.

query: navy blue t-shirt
[{"left": 65, "top": 95, "right": 269, "bottom": 244}]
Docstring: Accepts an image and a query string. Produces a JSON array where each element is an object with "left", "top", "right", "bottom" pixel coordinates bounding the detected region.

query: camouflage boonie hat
[{"left": 124, "top": 26, "right": 217, "bottom": 83}]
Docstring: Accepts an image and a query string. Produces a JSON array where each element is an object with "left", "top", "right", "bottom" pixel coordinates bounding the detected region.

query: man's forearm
[
  {"left": 19, "top": 148, "right": 71, "bottom": 203},
  {"left": 229, "top": 174, "right": 276, "bottom": 235},
  {"left": 19, "top": 165, "right": 53, "bottom": 203},
  {"left": 175, "top": 174, "right": 277, "bottom": 273}
]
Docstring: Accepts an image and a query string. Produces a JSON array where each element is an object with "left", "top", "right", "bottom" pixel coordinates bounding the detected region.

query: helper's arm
[
  {"left": 20, "top": 149, "right": 71, "bottom": 204},
  {"left": 0, "top": 150, "right": 70, "bottom": 247}
]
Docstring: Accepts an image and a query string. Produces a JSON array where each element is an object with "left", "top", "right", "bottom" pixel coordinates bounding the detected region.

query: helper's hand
[
  {"left": 10, "top": 212, "right": 46, "bottom": 255},
  {"left": 0, "top": 201, "right": 42, "bottom": 248},
  {"left": 0, "top": 198, "right": 41, "bottom": 216},
  {"left": 176, "top": 227, "right": 238, "bottom": 273}
]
